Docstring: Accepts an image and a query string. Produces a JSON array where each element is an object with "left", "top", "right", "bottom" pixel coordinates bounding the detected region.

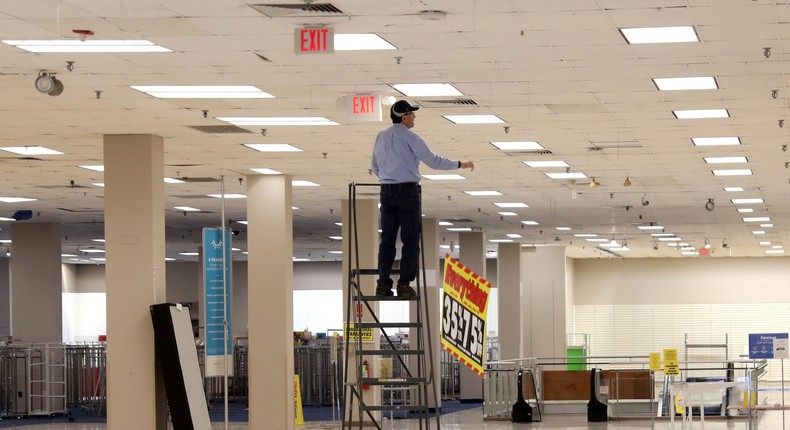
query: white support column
[
  {"left": 247, "top": 174, "right": 294, "bottom": 430},
  {"left": 497, "top": 242, "right": 522, "bottom": 360},
  {"left": 458, "top": 232, "right": 485, "bottom": 401},
  {"left": 341, "top": 197, "right": 380, "bottom": 425},
  {"left": 103, "top": 134, "right": 167, "bottom": 430},
  {"left": 0, "top": 258, "right": 8, "bottom": 337},
  {"left": 521, "top": 246, "right": 567, "bottom": 358},
  {"left": 10, "top": 222, "right": 62, "bottom": 343},
  {"left": 409, "top": 218, "right": 441, "bottom": 409}
]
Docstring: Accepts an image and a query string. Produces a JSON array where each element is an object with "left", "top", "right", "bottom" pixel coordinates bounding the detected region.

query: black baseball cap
[{"left": 391, "top": 100, "right": 420, "bottom": 118}]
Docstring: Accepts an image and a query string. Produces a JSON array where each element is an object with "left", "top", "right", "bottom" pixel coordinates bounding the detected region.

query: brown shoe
[
  {"left": 396, "top": 284, "right": 417, "bottom": 298},
  {"left": 375, "top": 284, "right": 394, "bottom": 297}
]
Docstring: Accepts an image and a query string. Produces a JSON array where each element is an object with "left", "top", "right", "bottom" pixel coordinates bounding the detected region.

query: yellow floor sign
[{"left": 294, "top": 374, "right": 304, "bottom": 425}]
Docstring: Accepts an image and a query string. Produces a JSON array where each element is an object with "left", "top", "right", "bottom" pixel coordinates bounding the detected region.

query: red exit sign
[
  {"left": 294, "top": 27, "right": 334, "bottom": 54},
  {"left": 345, "top": 95, "right": 382, "bottom": 122}
]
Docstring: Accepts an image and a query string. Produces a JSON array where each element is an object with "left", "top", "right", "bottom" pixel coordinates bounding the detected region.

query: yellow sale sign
[{"left": 441, "top": 254, "right": 491, "bottom": 377}]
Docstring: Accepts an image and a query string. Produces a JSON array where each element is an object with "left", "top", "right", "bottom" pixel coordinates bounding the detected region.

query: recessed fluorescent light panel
[
  {"left": 523, "top": 160, "right": 569, "bottom": 168},
  {"left": 674, "top": 109, "right": 729, "bottom": 119},
  {"left": 724, "top": 187, "right": 743, "bottom": 192},
  {"left": 131, "top": 86, "right": 273, "bottom": 99},
  {"left": 244, "top": 144, "right": 302, "bottom": 152},
  {"left": 546, "top": 172, "right": 587, "bottom": 179},
  {"left": 393, "top": 83, "right": 462, "bottom": 97},
  {"left": 80, "top": 165, "right": 105, "bottom": 172},
  {"left": 498, "top": 212, "right": 517, "bottom": 216},
  {"left": 731, "top": 198, "right": 764, "bottom": 204},
  {"left": 766, "top": 249, "right": 785, "bottom": 254},
  {"left": 654, "top": 77, "right": 717, "bottom": 91},
  {"left": 207, "top": 194, "right": 246, "bottom": 199},
  {"left": 0, "top": 197, "right": 36, "bottom": 203},
  {"left": 334, "top": 34, "right": 396, "bottom": 50},
  {"left": 692, "top": 137, "right": 741, "bottom": 146},
  {"left": 174, "top": 206, "right": 200, "bottom": 212},
  {"left": 490, "top": 141, "right": 545, "bottom": 151},
  {"left": 712, "top": 169, "right": 752, "bottom": 176},
  {"left": 422, "top": 174, "right": 465, "bottom": 180},
  {"left": 737, "top": 208, "right": 754, "bottom": 213},
  {"left": 521, "top": 221, "right": 539, "bottom": 225},
  {"left": 556, "top": 227, "right": 572, "bottom": 231},
  {"left": 507, "top": 234, "right": 522, "bottom": 238},
  {"left": 574, "top": 234, "right": 598, "bottom": 237},
  {"left": 218, "top": 117, "right": 338, "bottom": 126},
  {"left": 0, "top": 146, "right": 62, "bottom": 155},
  {"left": 250, "top": 168, "right": 282, "bottom": 175},
  {"left": 292, "top": 180, "right": 319, "bottom": 187},
  {"left": 447, "top": 227, "right": 473, "bottom": 232},
  {"left": 2, "top": 39, "right": 171, "bottom": 53},
  {"left": 494, "top": 203, "right": 528, "bottom": 208},
  {"left": 620, "top": 26, "right": 699, "bottom": 44},
  {"left": 464, "top": 191, "right": 502, "bottom": 196},
  {"left": 164, "top": 177, "right": 184, "bottom": 184},
  {"left": 637, "top": 225, "right": 664, "bottom": 230},
  {"left": 0, "top": 217, "right": 14, "bottom": 221},
  {"left": 444, "top": 115, "right": 505, "bottom": 124},
  {"left": 743, "top": 217, "right": 771, "bottom": 222},
  {"left": 704, "top": 156, "right": 748, "bottom": 164}
]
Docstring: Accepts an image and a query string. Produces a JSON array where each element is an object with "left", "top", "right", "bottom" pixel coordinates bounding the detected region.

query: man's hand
[{"left": 460, "top": 160, "right": 475, "bottom": 171}]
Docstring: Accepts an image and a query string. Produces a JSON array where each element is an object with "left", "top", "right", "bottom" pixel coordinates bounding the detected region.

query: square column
[
  {"left": 411, "top": 218, "right": 441, "bottom": 409},
  {"left": 103, "top": 134, "right": 167, "bottom": 430},
  {"left": 247, "top": 174, "right": 294, "bottom": 430},
  {"left": 521, "top": 246, "right": 567, "bottom": 357},
  {"left": 341, "top": 197, "right": 380, "bottom": 424},
  {"left": 10, "top": 222, "right": 62, "bottom": 342},
  {"left": 497, "top": 242, "right": 522, "bottom": 360},
  {"left": 458, "top": 232, "right": 485, "bottom": 401}
]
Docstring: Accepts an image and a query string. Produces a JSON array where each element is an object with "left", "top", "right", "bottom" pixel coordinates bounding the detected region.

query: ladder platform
[
  {"left": 356, "top": 295, "right": 419, "bottom": 302},
  {"left": 361, "top": 377, "right": 427, "bottom": 385},
  {"left": 355, "top": 322, "right": 421, "bottom": 329},
  {"left": 360, "top": 349, "right": 423, "bottom": 356}
]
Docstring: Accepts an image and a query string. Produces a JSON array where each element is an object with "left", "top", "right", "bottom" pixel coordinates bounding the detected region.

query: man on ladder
[{"left": 371, "top": 99, "right": 475, "bottom": 298}]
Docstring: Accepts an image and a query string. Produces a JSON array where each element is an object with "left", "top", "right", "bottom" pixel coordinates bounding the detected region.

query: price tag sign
[{"left": 440, "top": 254, "right": 491, "bottom": 377}]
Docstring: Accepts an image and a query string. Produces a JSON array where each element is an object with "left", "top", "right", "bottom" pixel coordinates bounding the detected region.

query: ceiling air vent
[
  {"left": 189, "top": 125, "right": 253, "bottom": 134},
  {"left": 423, "top": 98, "right": 478, "bottom": 107},
  {"left": 250, "top": 3, "right": 345, "bottom": 17}
]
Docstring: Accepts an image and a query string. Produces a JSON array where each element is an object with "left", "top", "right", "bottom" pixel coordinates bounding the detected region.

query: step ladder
[{"left": 342, "top": 182, "right": 440, "bottom": 430}]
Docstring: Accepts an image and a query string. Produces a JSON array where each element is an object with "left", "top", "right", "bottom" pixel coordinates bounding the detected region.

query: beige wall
[{"left": 573, "top": 257, "right": 790, "bottom": 305}]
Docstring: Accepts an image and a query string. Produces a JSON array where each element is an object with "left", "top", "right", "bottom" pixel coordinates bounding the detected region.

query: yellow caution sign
[
  {"left": 663, "top": 348, "right": 679, "bottom": 375},
  {"left": 344, "top": 323, "right": 374, "bottom": 342},
  {"left": 649, "top": 352, "right": 661, "bottom": 371},
  {"left": 294, "top": 374, "right": 304, "bottom": 425}
]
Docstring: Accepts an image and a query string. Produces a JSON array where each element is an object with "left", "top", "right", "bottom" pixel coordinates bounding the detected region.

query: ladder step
[
  {"left": 359, "top": 349, "right": 423, "bottom": 356},
  {"left": 356, "top": 295, "right": 419, "bottom": 302},
  {"left": 360, "top": 405, "right": 429, "bottom": 412},
  {"left": 361, "top": 377, "right": 427, "bottom": 385},
  {"left": 355, "top": 322, "right": 421, "bottom": 329}
]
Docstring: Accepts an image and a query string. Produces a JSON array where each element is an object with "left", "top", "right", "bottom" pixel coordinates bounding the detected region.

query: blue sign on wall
[
  {"left": 749, "top": 333, "right": 788, "bottom": 359},
  {"left": 203, "top": 227, "right": 233, "bottom": 377}
]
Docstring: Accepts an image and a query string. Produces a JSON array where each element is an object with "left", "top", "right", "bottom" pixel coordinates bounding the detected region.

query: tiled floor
[{"left": 2, "top": 407, "right": 788, "bottom": 430}]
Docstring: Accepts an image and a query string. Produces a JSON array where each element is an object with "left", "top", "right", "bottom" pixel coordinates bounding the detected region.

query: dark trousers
[{"left": 377, "top": 184, "right": 421, "bottom": 288}]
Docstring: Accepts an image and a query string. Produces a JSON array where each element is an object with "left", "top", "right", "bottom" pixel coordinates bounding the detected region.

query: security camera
[
  {"left": 232, "top": 230, "right": 240, "bottom": 236},
  {"left": 705, "top": 198, "right": 715, "bottom": 211},
  {"left": 641, "top": 197, "right": 649, "bottom": 207}
]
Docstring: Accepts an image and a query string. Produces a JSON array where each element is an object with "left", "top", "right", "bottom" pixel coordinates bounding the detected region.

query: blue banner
[
  {"left": 203, "top": 227, "right": 233, "bottom": 376},
  {"left": 749, "top": 333, "right": 788, "bottom": 359}
]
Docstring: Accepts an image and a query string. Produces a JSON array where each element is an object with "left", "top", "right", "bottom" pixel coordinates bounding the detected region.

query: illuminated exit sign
[
  {"left": 294, "top": 27, "right": 334, "bottom": 54},
  {"left": 345, "top": 94, "right": 382, "bottom": 123}
]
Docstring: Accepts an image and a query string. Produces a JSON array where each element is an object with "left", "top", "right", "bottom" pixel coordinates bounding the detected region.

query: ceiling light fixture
[
  {"left": 705, "top": 198, "right": 715, "bottom": 211},
  {"left": 589, "top": 178, "right": 599, "bottom": 188},
  {"left": 623, "top": 177, "right": 632, "bottom": 187},
  {"left": 35, "top": 72, "right": 63, "bottom": 96}
]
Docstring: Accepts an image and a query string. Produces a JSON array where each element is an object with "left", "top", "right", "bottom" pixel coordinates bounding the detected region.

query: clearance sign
[{"left": 441, "top": 254, "right": 491, "bottom": 377}]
